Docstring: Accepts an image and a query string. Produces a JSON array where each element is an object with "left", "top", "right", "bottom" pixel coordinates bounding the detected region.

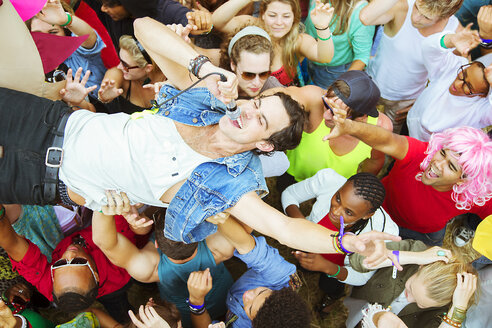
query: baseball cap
[{"left": 331, "top": 70, "right": 380, "bottom": 118}]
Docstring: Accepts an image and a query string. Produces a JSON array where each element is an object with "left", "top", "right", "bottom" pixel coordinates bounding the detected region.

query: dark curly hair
[
  {"left": 254, "top": 92, "right": 307, "bottom": 156},
  {"left": 347, "top": 172, "right": 386, "bottom": 213},
  {"left": 252, "top": 288, "right": 310, "bottom": 328}
]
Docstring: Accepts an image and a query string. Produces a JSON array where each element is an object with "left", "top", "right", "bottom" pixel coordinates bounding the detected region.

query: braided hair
[{"left": 346, "top": 172, "right": 386, "bottom": 234}]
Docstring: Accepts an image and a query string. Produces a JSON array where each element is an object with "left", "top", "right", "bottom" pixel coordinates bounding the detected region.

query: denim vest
[{"left": 154, "top": 85, "right": 268, "bottom": 243}]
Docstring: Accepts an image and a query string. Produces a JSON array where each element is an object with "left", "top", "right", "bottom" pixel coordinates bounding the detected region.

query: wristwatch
[{"left": 480, "top": 37, "right": 492, "bottom": 49}]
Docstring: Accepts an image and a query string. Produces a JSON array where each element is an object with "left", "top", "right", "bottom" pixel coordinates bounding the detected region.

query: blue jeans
[
  {"left": 398, "top": 226, "right": 446, "bottom": 246},
  {"left": 307, "top": 61, "right": 351, "bottom": 89}
]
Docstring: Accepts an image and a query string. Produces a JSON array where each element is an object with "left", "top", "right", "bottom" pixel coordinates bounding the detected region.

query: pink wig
[{"left": 418, "top": 126, "right": 492, "bottom": 210}]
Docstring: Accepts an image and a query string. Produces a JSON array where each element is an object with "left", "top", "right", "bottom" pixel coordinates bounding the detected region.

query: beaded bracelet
[
  {"left": 443, "top": 313, "right": 462, "bottom": 327},
  {"left": 61, "top": 12, "right": 72, "bottom": 27}
]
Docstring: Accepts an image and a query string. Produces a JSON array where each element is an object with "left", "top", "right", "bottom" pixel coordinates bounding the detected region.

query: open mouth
[
  {"left": 426, "top": 165, "right": 440, "bottom": 179},
  {"left": 231, "top": 115, "right": 244, "bottom": 129}
]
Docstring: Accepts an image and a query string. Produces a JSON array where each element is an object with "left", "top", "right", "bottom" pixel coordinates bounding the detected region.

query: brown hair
[{"left": 219, "top": 24, "right": 274, "bottom": 70}]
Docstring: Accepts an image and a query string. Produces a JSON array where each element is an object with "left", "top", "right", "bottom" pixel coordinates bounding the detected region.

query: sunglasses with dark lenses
[
  {"left": 120, "top": 59, "right": 140, "bottom": 71},
  {"left": 321, "top": 97, "right": 334, "bottom": 115},
  {"left": 240, "top": 71, "right": 271, "bottom": 81}
]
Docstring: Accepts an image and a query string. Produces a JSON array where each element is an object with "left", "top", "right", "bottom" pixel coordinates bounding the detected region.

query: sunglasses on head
[
  {"left": 120, "top": 59, "right": 140, "bottom": 71},
  {"left": 51, "top": 257, "right": 98, "bottom": 284},
  {"left": 240, "top": 71, "right": 271, "bottom": 81}
]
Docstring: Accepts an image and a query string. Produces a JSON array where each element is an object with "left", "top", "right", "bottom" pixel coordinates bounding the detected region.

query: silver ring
[{"left": 18, "top": 289, "right": 23, "bottom": 294}]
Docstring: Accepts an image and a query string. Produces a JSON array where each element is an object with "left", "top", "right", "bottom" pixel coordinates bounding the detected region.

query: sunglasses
[
  {"left": 322, "top": 96, "right": 334, "bottom": 115},
  {"left": 120, "top": 59, "right": 140, "bottom": 71},
  {"left": 240, "top": 71, "right": 271, "bottom": 81},
  {"left": 51, "top": 257, "right": 98, "bottom": 284}
]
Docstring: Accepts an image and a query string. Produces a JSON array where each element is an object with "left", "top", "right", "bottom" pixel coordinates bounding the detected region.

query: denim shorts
[
  {"left": 307, "top": 61, "right": 351, "bottom": 90},
  {"left": 0, "top": 87, "right": 72, "bottom": 205}
]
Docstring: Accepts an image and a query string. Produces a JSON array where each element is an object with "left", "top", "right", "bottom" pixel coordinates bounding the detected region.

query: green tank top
[{"left": 286, "top": 115, "right": 378, "bottom": 181}]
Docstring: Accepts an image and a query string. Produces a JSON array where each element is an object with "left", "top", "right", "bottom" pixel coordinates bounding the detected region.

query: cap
[{"left": 331, "top": 70, "right": 380, "bottom": 118}]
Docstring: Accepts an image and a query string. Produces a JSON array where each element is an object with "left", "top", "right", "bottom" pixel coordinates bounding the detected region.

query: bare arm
[
  {"left": 324, "top": 100, "right": 409, "bottom": 160},
  {"left": 0, "top": 206, "right": 28, "bottom": 262},
  {"left": 478, "top": 6, "right": 492, "bottom": 55},
  {"left": 348, "top": 59, "right": 366, "bottom": 71},
  {"left": 358, "top": 112, "right": 393, "bottom": 174},
  {"left": 92, "top": 193, "right": 160, "bottom": 283},
  {"left": 359, "top": 0, "right": 401, "bottom": 26},
  {"left": 211, "top": 0, "right": 253, "bottom": 33},
  {"left": 37, "top": 0, "right": 97, "bottom": 48}
]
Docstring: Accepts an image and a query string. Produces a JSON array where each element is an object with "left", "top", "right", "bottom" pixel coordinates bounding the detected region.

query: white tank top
[
  {"left": 59, "top": 110, "right": 210, "bottom": 211},
  {"left": 368, "top": 0, "right": 459, "bottom": 100}
]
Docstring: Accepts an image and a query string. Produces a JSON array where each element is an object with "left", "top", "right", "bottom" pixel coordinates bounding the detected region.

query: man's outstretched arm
[
  {"left": 323, "top": 100, "right": 409, "bottom": 160},
  {"left": 92, "top": 192, "right": 160, "bottom": 283},
  {"left": 227, "top": 192, "right": 402, "bottom": 268}
]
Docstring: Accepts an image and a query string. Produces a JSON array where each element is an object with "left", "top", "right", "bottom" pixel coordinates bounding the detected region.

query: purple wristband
[
  {"left": 392, "top": 250, "right": 400, "bottom": 266},
  {"left": 338, "top": 232, "right": 355, "bottom": 255}
]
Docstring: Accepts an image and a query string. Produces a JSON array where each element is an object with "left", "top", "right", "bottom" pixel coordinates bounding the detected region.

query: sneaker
[{"left": 453, "top": 226, "right": 475, "bottom": 247}]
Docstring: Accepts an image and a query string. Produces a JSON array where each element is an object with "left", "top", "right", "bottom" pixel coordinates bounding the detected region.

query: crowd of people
[{"left": 0, "top": 0, "right": 491, "bottom": 327}]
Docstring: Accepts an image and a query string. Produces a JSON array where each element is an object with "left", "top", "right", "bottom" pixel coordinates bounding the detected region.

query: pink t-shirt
[{"left": 382, "top": 137, "right": 492, "bottom": 233}]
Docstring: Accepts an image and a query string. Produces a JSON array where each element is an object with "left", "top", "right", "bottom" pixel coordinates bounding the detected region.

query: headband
[
  {"left": 132, "top": 36, "right": 152, "bottom": 65},
  {"left": 227, "top": 26, "right": 271, "bottom": 57}
]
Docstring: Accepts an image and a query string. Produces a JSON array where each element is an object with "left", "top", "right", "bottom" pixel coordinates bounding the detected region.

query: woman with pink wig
[{"left": 323, "top": 99, "right": 492, "bottom": 245}]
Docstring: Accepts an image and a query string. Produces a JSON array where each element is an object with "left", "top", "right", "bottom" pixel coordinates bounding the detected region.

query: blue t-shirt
[{"left": 226, "top": 236, "right": 296, "bottom": 328}]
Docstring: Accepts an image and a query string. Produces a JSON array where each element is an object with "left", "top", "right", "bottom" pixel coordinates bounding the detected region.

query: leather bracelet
[
  {"left": 188, "top": 55, "right": 211, "bottom": 78},
  {"left": 315, "top": 24, "right": 330, "bottom": 31}
]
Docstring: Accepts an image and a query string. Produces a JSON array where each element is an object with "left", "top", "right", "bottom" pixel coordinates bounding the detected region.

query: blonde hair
[
  {"left": 417, "top": 261, "right": 478, "bottom": 308},
  {"left": 119, "top": 35, "right": 158, "bottom": 70},
  {"left": 324, "top": 0, "right": 357, "bottom": 35},
  {"left": 419, "top": 0, "right": 464, "bottom": 19},
  {"left": 260, "top": 0, "right": 302, "bottom": 79}
]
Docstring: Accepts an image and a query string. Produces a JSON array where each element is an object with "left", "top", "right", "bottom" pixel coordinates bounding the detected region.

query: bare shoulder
[{"left": 376, "top": 112, "right": 393, "bottom": 131}]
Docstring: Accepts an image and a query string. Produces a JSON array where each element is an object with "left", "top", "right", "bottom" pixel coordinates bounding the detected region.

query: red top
[
  {"left": 317, "top": 213, "right": 346, "bottom": 266},
  {"left": 382, "top": 137, "right": 492, "bottom": 233},
  {"left": 271, "top": 66, "right": 295, "bottom": 86},
  {"left": 11, "top": 215, "right": 135, "bottom": 301}
]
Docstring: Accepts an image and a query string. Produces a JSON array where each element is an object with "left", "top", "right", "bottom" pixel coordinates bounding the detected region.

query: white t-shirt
[
  {"left": 59, "top": 110, "right": 210, "bottom": 210},
  {"left": 368, "top": 0, "right": 459, "bottom": 100},
  {"left": 281, "top": 168, "right": 399, "bottom": 286},
  {"left": 407, "top": 32, "right": 492, "bottom": 141}
]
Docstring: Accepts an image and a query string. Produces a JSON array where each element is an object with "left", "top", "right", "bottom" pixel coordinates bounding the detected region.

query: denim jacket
[{"left": 153, "top": 85, "right": 268, "bottom": 243}]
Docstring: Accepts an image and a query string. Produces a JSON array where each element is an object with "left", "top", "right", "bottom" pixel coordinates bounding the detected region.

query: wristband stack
[
  {"left": 188, "top": 55, "right": 211, "bottom": 78},
  {"left": 443, "top": 313, "right": 462, "bottom": 327},
  {"left": 186, "top": 298, "right": 206, "bottom": 315}
]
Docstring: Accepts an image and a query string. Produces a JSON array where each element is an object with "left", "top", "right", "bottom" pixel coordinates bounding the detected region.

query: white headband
[{"left": 227, "top": 26, "right": 271, "bottom": 57}]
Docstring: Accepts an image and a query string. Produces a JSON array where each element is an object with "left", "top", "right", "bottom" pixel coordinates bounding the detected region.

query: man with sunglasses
[
  {"left": 406, "top": 25, "right": 492, "bottom": 141},
  {"left": 0, "top": 204, "right": 139, "bottom": 323}
]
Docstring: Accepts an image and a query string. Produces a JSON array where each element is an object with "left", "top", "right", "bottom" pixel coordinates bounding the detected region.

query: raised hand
[
  {"left": 322, "top": 98, "right": 352, "bottom": 141},
  {"left": 166, "top": 23, "right": 194, "bottom": 44},
  {"left": 478, "top": 5, "right": 492, "bottom": 39},
  {"left": 294, "top": 251, "right": 331, "bottom": 272},
  {"left": 452, "top": 272, "right": 477, "bottom": 309},
  {"left": 310, "top": 0, "right": 334, "bottom": 31},
  {"left": 129, "top": 305, "right": 171, "bottom": 328},
  {"left": 101, "top": 190, "right": 131, "bottom": 216},
  {"left": 122, "top": 204, "right": 154, "bottom": 231},
  {"left": 98, "top": 78, "right": 123, "bottom": 103},
  {"left": 36, "top": 0, "right": 68, "bottom": 26},
  {"left": 450, "top": 23, "right": 480, "bottom": 57},
  {"left": 415, "top": 246, "right": 453, "bottom": 265},
  {"left": 4, "top": 282, "right": 32, "bottom": 305},
  {"left": 187, "top": 268, "right": 213, "bottom": 306},
  {"left": 187, "top": 10, "right": 213, "bottom": 35},
  {"left": 60, "top": 68, "right": 97, "bottom": 106},
  {"left": 199, "top": 61, "right": 238, "bottom": 105}
]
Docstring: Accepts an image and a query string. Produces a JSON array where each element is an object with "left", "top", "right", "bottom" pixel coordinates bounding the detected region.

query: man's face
[
  {"left": 101, "top": 3, "right": 131, "bottom": 21},
  {"left": 52, "top": 244, "right": 98, "bottom": 297},
  {"left": 242, "top": 287, "right": 273, "bottom": 320},
  {"left": 421, "top": 148, "right": 464, "bottom": 192},
  {"left": 449, "top": 63, "right": 489, "bottom": 97},
  {"left": 218, "top": 95, "right": 291, "bottom": 151},
  {"left": 410, "top": 1, "right": 441, "bottom": 29}
]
